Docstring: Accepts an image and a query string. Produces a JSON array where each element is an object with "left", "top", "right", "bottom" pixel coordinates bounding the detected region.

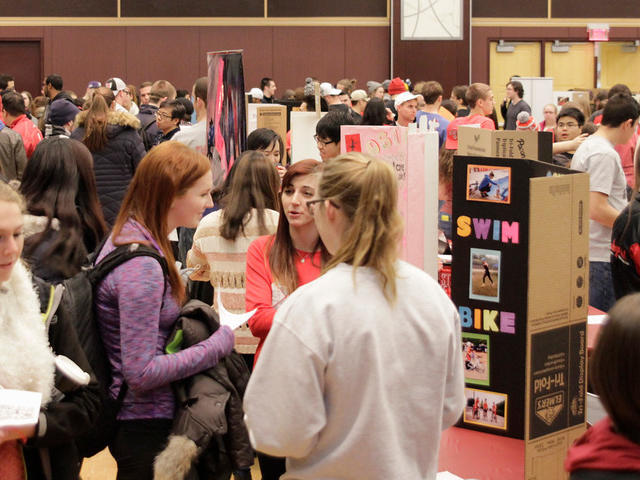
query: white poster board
[
  {"left": 290, "top": 111, "right": 325, "bottom": 163},
  {"left": 340, "top": 125, "right": 439, "bottom": 278},
  {"left": 513, "top": 77, "right": 554, "bottom": 129}
]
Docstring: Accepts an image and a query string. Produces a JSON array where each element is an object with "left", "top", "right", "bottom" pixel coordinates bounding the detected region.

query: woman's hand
[
  {"left": 0, "top": 424, "right": 36, "bottom": 445},
  {"left": 276, "top": 165, "right": 287, "bottom": 179}
]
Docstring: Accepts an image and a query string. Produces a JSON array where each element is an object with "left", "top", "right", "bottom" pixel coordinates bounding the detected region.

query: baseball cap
[
  {"left": 394, "top": 91, "right": 419, "bottom": 109},
  {"left": 105, "top": 77, "right": 127, "bottom": 95},
  {"left": 351, "top": 89, "right": 368, "bottom": 102},
  {"left": 87, "top": 81, "right": 101, "bottom": 89},
  {"left": 249, "top": 87, "right": 264, "bottom": 99},
  {"left": 320, "top": 82, "right": 341, "bottom": 96}
]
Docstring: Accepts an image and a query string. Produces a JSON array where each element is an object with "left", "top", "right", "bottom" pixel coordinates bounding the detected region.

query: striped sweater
[{"left": 187, "top": 208, "right": 279, "bottom": 354}]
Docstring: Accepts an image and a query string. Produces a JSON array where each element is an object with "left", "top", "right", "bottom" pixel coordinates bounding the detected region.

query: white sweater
[{"left": 243, "top": 261, "right": 465, "bottom": 480}]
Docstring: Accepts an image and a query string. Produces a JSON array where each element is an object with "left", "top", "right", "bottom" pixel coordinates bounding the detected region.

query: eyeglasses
[
  {"left": 122, "top": 89, "right": 132, "bottom": 96},
  {"left": 306, "top": 198, "right": 340, "bottom": 215},
  {"left": 557, "top": 122, "right": 579, "bottom": 128},
  {"left": 155, "top": 111, "right": 172, "bottom": 119},
  {"left": 313, "top": 135, "right": 334, "bottom": 146}
]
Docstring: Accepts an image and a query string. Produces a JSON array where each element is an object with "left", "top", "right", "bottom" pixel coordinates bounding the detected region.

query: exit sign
[{"left": 588, "top": 24, "right": 609, "bottom": 42}]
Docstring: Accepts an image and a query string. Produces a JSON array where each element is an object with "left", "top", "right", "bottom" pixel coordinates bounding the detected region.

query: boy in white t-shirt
[{"left": 571, "top": 93, "right": 640, "bottom": 312}]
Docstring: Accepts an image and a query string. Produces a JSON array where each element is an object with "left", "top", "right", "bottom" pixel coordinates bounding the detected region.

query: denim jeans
[{"left": 589, "top": 261, "right": 615, "bottom": 312}]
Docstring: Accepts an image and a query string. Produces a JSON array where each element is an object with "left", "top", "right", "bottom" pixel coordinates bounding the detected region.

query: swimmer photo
[{"left": 466, "top": 165, "right": 511, "bottom": 204}]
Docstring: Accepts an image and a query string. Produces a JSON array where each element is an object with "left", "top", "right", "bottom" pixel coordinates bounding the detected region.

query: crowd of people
[{"left": 0, "top": 69, "right": 638, "bottom": 480}]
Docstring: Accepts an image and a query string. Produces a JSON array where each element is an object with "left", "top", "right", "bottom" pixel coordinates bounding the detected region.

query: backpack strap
[
  {"left": 89, "top": 243, "right": 170, "bottom": 285},
  {"left": 140, "top": 116, "right": 158, "bottom": 151},
  {"left": 41, "top": 284, "right": 65, "bottom": 333},
  {"left": 90, "top": 243, "right": 169, "bottom": 405}
]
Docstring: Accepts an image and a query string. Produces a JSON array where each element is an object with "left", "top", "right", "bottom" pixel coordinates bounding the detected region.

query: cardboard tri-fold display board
[{"left": 451, "top": 152, "right": 588, "bottom": 479}]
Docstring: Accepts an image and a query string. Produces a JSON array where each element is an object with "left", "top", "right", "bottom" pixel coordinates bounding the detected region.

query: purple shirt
[{"left": 95, "top": 219, "right": 233, "bottom": 420}]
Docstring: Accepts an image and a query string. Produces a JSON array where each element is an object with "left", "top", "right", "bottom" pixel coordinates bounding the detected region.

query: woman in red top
[
  {"left": 245, "top": 159, "right": 327, "bottom": 480},
  {"left": 565, "top": 294, "right": 640, "bottom": 479}
]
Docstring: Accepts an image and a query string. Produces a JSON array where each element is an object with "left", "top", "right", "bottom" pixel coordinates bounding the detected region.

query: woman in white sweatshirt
[{"left": 243, "top": 152, "right": 465, "bottom": 480}]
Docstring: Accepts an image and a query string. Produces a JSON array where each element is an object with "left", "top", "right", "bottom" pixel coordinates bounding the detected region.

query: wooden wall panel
[
  {"left": 552, "top": 0, "right": 640, "bottom": 18},
  {"left": 473, "top": 0, "right": 547, "bottom": 18},
  {"left": 126, "top": 27, "right": 200, "bottom": 91},
  {"left": 49, "top": 27, "right": 126, "bottom": 97},
  {"left": 272, "top": 27, "right": 346, "bottom": 92},
  {"left": 0, "top": 26, "right": 389, "bottom": 100},
  {"left": 392, "top": 0, "right": 470, "bottom": 98},
  {"left": 0, "top": 0, "right": 116, "bottom": 17},
  {"left": 344, "top": 27, "right": 390, "bottom": 88},
  {"left": 268, "top": 0, "right": 387, "bottom": 17},
  {"left": 0, "top": 41, "right": 42, "bottom": 97},
  {"left": 121, "top": 0, "right": 263, "bottom": 18}
]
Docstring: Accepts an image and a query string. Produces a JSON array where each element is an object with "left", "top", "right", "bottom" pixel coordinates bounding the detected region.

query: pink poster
[{"left": 340, "top": 125, "right": 427, "bottom": 270}]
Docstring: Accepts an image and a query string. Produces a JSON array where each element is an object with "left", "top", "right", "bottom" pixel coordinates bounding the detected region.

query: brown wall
[
  {"left": 392, "top": 0, "right": 470, "bottom": 98},
  {"left": 0, "top": 26, "right": 390, "bottom": 99}
]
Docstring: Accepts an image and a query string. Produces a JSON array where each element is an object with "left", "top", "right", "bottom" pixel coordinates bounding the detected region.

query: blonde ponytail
[{"left": 319, "top": 153, "right": 403, "bottom": 301}]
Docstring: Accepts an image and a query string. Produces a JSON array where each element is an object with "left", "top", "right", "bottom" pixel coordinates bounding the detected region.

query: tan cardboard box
[{"left": 458, "top": 126, "right": 553, "bottom": 163}]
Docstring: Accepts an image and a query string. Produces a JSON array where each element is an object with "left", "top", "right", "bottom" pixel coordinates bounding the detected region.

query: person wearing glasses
[
  {"left": 552, "top": 106, "right": 586, "bottom": 167},
  {"left": 314, "top": 110, "right": 356, "bottom": 162},
  {"left": 245, "top": 158, "right": 328, "bottom": 480},
  {"left": 71, "top": 86, "right": 145, "bottom": 226},
  {"left": 155, "top": 99, "right": 186, "bottom": 144},
  {"left": 243, "top": 153, "right": 465, "bottom": 479}
]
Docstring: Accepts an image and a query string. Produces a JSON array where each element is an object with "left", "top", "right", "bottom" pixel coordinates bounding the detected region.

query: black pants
[
  {"left": 110, "top": 418, "right": 173, "bottom": 480},
  {"left": 257, "top": 452, "right": 286, "bottom": 480}
]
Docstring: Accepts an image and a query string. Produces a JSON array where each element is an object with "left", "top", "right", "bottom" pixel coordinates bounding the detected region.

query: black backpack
[
  {"left": 140, "top": 116, "right": 159, "bottom": 151},
  {"left": 37, "top": 242, "right": 168, "bottom": 458}
]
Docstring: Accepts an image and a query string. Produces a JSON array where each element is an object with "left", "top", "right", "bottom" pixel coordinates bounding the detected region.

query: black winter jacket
[
  {"left": 154, "top": 300, "right": 253, "bottom": 480},
  {"left": 71, "top": 111, "right": 145, "bottom": 226},
  {"left": 28, "top": 277, "right": 102, "bottom": 480}
]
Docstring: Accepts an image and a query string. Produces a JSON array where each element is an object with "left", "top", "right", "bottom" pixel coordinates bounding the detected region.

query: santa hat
[{"left": 516, "top": 111, "right": 538, "bottom": 131}]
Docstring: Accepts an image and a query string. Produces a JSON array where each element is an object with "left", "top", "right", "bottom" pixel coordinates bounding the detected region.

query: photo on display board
[
  {"left": 463, "top": 387, "right": 508, "bottom": 430},
  {"left": 466, "top": 164, "right": 511, "bottom": 204},
  {"left": 462, "top": 332, "right": 490, "bottom": 386},
  {"left": 469, "top": 248, "right": 501, "bottom": 302}
]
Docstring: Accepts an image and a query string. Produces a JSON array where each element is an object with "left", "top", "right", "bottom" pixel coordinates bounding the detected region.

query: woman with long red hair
[
  {"left": 245, "top": 159, "right": 328, "bottom": 479},
  {"left": 94, "top": 141, "right": 234, "bottom": 479}
]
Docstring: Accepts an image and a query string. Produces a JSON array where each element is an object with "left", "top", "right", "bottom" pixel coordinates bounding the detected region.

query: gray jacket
[{"left": 0, "top": 123, "right": 27, "bottom": 180}]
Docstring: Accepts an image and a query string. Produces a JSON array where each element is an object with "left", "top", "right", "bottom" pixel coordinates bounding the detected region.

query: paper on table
[
  {"left": 0, "top": 389, "right": 41, "bottom": 427},
  {"left": 588, "top": 315, "right": 606, "bottom": 325},
  {"left": 436, "top": 472, "right": 465, "bottom": 480},
  {"left": 217, "top": 290, "right": 257, "bottom": 331}
]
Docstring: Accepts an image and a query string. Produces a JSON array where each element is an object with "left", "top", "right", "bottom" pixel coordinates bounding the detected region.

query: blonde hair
[
  {"left": 0, "top": 181, "right": 25, "bottom": 211},
  {"left": 318, "top": 153, "right": 403, "bottom": 301}
]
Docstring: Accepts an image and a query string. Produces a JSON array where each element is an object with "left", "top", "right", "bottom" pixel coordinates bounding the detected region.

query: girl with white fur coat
[{"left": 0, "top": 182, "right": 101, "bottom": 480}]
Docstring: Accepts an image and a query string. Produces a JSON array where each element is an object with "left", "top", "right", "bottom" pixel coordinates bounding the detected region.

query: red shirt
[
  {"left": 10, "top": 114, "right": 42, "bottom": 159},
  {"left": 245, "top": 235, "right": 322, "bottom": 364},
  {"left": 616, "top": 131, "right": 638, "bottom": 189},
  {"left": 445, "top": 114, "right": 495, "bottom": 150}
]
